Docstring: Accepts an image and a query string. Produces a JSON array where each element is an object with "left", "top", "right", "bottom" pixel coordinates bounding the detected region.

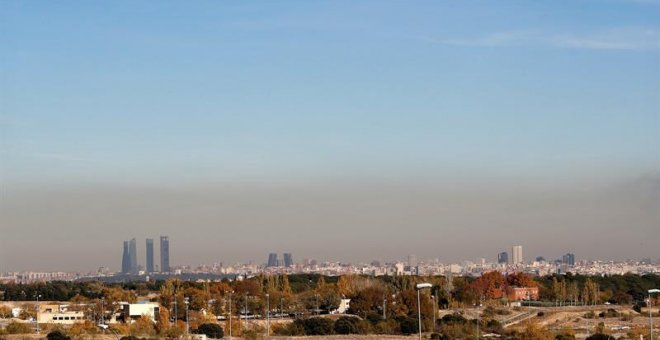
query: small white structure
[
  {"left": 11, "top": 307, "right": 23, "bottom": 318},
  {"left": 121, "top": 303, "right": 160, "bottom": 322},
  {"left": 331, "top": 299, "right": 351, "bottom": 314}
]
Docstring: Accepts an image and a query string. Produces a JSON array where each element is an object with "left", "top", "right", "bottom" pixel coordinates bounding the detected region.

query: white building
[
  {"left": 121, "top": 303, "right": 160, "bottom": 323},
  {"left": 512, "top": 245, "right": 523, "bottom": 265},
  {"left": 38, "top": 304, "right": 86, "bottom": 325}
]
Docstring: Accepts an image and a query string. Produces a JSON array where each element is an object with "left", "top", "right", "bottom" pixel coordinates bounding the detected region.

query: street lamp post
[
  {"left": 101, "top": 298, "right": 105, "bottom": 325},
  {"left": 244, "top": 294, "right": 248, "bottom": 332},
  {"left": 476, "top": 295, "right": 483, "bottom": 340},
  {"left": 229, "top": 291, "right": 233, "bottom": 339},
  {"left": 266, "top": 293, "right": 270, "bottom": 339},
  {"left": 650, "top": 289, "right": 660, "bottom": 340},
  {"left": 432, "top": 295, "right": 436, "bottom": 331},
  {"left": 416, "top": 283, "right": 432, "bottom": 340},
  {"left": 184, "top": 297, "right": 190, "bottom": 335},
  {"left": 35, "top": 294, "right": 41, "bottom": 334}
]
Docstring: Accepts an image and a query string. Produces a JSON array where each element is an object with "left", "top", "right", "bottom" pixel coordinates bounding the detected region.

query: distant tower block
[
  {"left": 121, "top": 241, "right": 130, "bottom": 274},
  {"left": 267, "top": 253, "right": 279, "bottom": 267},
  {"left": 146, "top": 238, "right": 154, "bottom": 273},
  {"left": 160, "top": 236, "right": 170, "bottom": 272},
  {"left": 129, "top": 238, "right": 138, "bottom": 273},
  {"left": 512, "top": 245, "right": 523, "bottom": 265},
  {"left": 283, "top": 253, "right": 293, "bottom": 267},
  {"left": 497, "top": 252, "right": 508, "bottom": 264}
]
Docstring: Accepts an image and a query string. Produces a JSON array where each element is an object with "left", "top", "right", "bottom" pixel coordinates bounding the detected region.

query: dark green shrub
[
  {"left": 195, "top": 323, "right": 224, "bottom": 338},
  {"left": 334, "top": 316, "right": 361, "bottom": 334},
  {"left": 396, "top": 316, "right": 418, "bottom": 335},
  {"left": 585, "top": 334, "right": 615, "bottom": 340},
  {"left": 297, "top": 317, "right": 334, "bottom": 335},
  {"left": 556, "top": 335, "right": 576, "bottom": 340},
  {"left": 47, "top": 330, "right": 71, "bottom": 340}
]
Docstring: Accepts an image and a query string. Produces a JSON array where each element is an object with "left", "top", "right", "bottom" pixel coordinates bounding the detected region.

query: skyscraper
[
  {"left": 562, "top": 253, "right": 575, "bottom": 266},
  {"left": 160, "top": 236, "right": 170, "bottom": 273},
  {"left": 146, "top": 238, "right": 154, "bottom": 273},
  {"left": 283, "top": 253, "right": 293, "bottom": 267},
  {"left": 121, "top": 241, "right": 130, "bottom": 274},
  {"left": 129, "top": 238, "right": 138, "bottom": 273},
  {"left": 512, "top": 245, "right": 523, "bottom": 265},
  {"left": 497, "top": 252, "right": 508, "bottom": 264},
  {"left": 267, "top": 253, "right": 279, "bottom": 267}
]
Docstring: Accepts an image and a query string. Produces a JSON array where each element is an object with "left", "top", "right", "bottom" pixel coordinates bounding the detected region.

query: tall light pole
[
  {"left": 416, "top": 283, "right": 432, "bottom": 340},
  {"left": 101, "top": 298, "right": 105, "bottom": 325},
  {"left": 229, "top": 291, "right": 233, "bottom": 339},
  {"left": 476, "top": 295, "right": 483, "bottom": 340},
  {"left": 383, "top": 296, "right": 387, "bottom": 320},
  {"left": 184, "top": 297, "right": 190, "bottom": 335},
  {"left": 265, "top": 293, "right": 270, "bottom": 339},
  {"left": 35, "top": 294, "right": 41, "bottom": 334},
  {"left": 431, "top": 295, "right": 437, "bottom": 331},
  {"left": 650, "top": 289, "right": 660, "bottom": 340},
  {"left": 244, "top": 294, "right": 248, "bottom": 332}
]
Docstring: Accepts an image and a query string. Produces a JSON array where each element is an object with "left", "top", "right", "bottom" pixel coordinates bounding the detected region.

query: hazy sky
[{"left": 1, "top": 1, "right": 659, "bottom": 271}]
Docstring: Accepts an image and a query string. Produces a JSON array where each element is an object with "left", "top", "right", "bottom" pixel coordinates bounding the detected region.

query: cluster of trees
[{"left": 1, "top": 272, "right": 659, "bottom": 338}]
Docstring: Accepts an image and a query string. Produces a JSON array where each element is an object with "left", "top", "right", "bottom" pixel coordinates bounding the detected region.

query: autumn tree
[{"left": 469, "top": 271, "right": 505, "bottom": 301}]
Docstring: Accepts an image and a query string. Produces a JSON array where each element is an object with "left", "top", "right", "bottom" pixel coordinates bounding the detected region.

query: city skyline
[{"left": 1, "top": 1, "right": 659, "bottom": 272}]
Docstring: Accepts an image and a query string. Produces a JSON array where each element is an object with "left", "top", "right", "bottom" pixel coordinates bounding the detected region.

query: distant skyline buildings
[
  {"left": 160, "top": 236, "right": 170, "bottom": 273},
  {"left": 121, "top": 241, "right": 130, "bottom": 274},
  {"left": 497, "top": 252, "right": 508, "bottom": 264},
  {"left": 563, "top": 253, "right": 576, "bottom": 266},
  {"left": 119, "top": 236, "right": 169, "bottom": 273},
  {"left": 283, "top": 253, "right": 293, "bottom": 268},
  {"left": 267, "top": 253, "right": 278, "bottom": 267},
  {"left": 267, "top": 252, "right": 295, "bottom": 267},
  {"left": 129, "top": 238, "right": 137, "bottom": 273},
  {"left": 146, "top": 239, "right": 154, "bottom": 273},
  {"left": 512, "top": 245, "right": 523, "bottom": 265}
]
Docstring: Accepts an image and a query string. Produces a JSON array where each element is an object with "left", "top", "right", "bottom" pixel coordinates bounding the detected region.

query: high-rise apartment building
[
  {"left": 160, "top": 236, "right": 170, "bottom": 272},
  {"left": 146, "top": 238, "right": 154, "bottom": 273},
  {"left": 562, "top": 253, "right": 575, "bottom": 266},
  {"left": 497, "top": 252, "right": 508, "bottom": 264},
  {"left": 267, "top": 253, "right": 279, "bottom": 267},
  {"left": 129, "top": 238, "right": 138, "bottom": 273},
  {"left": 121, "top": 241, "right": 130, "bottom": 274},
  {"left": 283, "top": 253, "right": 293, "bottom": 267},
  {"left": 512, "top": 245, "right": 523, "bottom": 265}
]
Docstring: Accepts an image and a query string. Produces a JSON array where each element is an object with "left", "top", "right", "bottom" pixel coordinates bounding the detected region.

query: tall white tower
[{"left": 512, "top": 245, "right": 523, "bottom": 265}]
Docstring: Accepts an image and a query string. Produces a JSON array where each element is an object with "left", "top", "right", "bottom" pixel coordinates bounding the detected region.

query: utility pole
[
  {"left": 266, "top": 293, "right": 270, "bottom": 339},
  {"left": 229, "top": 291, "right": 233, "bottom": 338},
  {"left": 35, "top": 294, "right": 41, "bottom": 334},
  {"left": 432, "top": 295, "right": 436, "bottom": 332},
  {"left": 184, "top": 297, "right": 189, "bottom": 335}
]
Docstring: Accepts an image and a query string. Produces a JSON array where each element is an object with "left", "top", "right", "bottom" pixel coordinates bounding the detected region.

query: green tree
[{"left": 195, "top": 323, "right": 224, "bottom": 338}]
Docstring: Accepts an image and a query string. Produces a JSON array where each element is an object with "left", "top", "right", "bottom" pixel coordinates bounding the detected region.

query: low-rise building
[
  {"left": 38, "top": 304, "right": 85, "bottom": 324},
  {"left": 120, "top": 303, "right": 160, "bottom": 323}
]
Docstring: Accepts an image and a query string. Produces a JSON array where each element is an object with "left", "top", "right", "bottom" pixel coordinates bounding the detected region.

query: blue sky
[{"left": 2, "top": 0, "right": 658, "bottom": 185}]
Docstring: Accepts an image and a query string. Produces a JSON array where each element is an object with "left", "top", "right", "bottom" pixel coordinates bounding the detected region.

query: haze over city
[{"left": 1, "top": 1, "right": 659, "bottom": 272}]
